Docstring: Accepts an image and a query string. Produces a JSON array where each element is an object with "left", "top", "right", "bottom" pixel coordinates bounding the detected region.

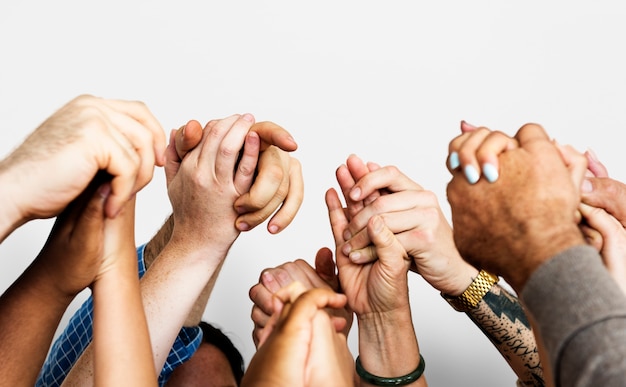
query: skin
[
  {"left": 91, "top": 196, "right": 156, "bottom": 386},
  {"left": 250, "top": 153, "right": 546, "bottom": 385},
  {"left": 249, "top": 250, "right": 352, "bottom": 347},
  {"left": 326, "top": 207, "right": 426, "bottom": 387},
  {"left": 242, "top": 284, "right": 353, "bottom": 387},
  {"left": 166, "top": 342, "right": 237, "bottom": 387},
  {"left": 60, "top": 113, "right": 305, "bottom": 385},
  {"left": 446, "top": 123, "right": 587, "bottom": 291},
  {"left": 0, "top": 94, "right": 166, "bottom": 241},
  {"left": 144, "top": 118, "right": 303, "bottom": 328},
  {"left": 341, "top": 154, "right": 544, "bottom": 386},
  {"left": 0, "top": 179, "right": 111, "bottom": 385},
  {"left": 62, "top": 114, "right": 260, "bottom": 386},
  {"left": 455, "top": 121, "right": 626, "bottom": 296}
]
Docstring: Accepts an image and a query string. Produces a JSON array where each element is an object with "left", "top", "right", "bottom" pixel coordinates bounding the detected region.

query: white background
[{"left": 1, "top": 1, "right": 625, "bottom": 386}]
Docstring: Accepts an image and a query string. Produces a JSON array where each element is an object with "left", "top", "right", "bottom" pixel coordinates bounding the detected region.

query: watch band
[{"left": 442, "top": 270, "right": 499, "bottom": 312}]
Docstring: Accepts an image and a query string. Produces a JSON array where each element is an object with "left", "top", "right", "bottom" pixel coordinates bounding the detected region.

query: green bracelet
[{"left": 355, "top": 354, "right": 425, "bottom": 386}]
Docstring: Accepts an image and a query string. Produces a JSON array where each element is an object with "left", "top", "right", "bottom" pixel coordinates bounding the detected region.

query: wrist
[
  {"left": 506, "top": 227, "right": 586, "bottom": 291},
  {"left": 442, "top": 269, "right": 499, "bottom": 312},
  {"left": 0, "top": 167, "right": 27, "bottom": 242},
  {"left": 438, "top": 262, "right": 480, "bottom": 296},
  {"left": 357, "top": 306, "right": 419, "bottom": 377}
]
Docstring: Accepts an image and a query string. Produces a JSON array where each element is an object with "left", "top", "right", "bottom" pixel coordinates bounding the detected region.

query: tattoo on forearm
[{"left": 467, "top": 285, "right": 545, "bottom": 387}]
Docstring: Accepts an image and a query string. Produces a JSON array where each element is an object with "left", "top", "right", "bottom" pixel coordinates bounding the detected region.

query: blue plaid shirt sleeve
[{"left": 36, "top": 244, "right": 203, "bottom": 387}]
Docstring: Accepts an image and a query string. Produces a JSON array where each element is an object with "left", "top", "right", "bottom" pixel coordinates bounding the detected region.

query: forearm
[
  {"left": 465, "top": 284, "right": 544, "bottom": 386},
  {"left": 144, "top": 215, "right": 213, "bottom": 327},
  {"left": 357, "top": 306, "right": 426, "bottom": 387},
  {"left": 183, "top": 259, "right": 224, "bottom": 326},
  {"left": 139, "top": 239, "right": 226, "bottom": 371},
  {"left": 92, "top": 260, "right": 155, "bottom": 386},
  {"left": 0, "top": 263, "right": 73, "bottom": 385},
  {"left": 143, "top": 214, "right": 174, "bottom": 268}
]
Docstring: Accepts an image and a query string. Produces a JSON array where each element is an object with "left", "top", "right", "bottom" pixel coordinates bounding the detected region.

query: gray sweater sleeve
[{"left": 521, "top": 245, "right": 626, "bottom": 387}]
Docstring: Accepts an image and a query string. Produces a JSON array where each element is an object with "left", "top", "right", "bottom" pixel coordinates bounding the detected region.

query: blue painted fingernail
[
  {"left": 482, "top": 163, "right": 499, "bottom": 183},
  {"left": 464, "top": 165, "right": 480, "bottom": 184},
  {"left": 448, "top": 152, "right": 460, "bottom": 170}
]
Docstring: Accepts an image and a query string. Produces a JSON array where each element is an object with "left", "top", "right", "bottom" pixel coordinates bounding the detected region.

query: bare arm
[
  {"left": 143, "top": 215, "right": 218, "bottom": 327},
  {"left": 462, "top": 284, "right": 544, "bottom": 386}
]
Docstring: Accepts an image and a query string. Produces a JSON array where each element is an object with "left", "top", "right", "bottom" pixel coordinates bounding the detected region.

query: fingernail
[
  {"left": 464, "top": 165, "right": 480, "bottom": 184},
  {"left": 342, "top": 243, "right": 352, "bottom": 256},
  {"left": 582, "top": 179, "right": 593, "bottom": 193},
  {"left": 242, "top": 113, "right": 254, "bottom": 122},
  {"left": 372, "top": 215, "right": 383, "bottom": 231},
  {"left": 343, "top": 229, "right": 352, "bottom": 241},
  {"left": 586, "top": 148, "right": 599, "bottom": 162},
  {"left": 482, "top": 163, "right": 499, "bottom": 183},
  {"left": 461, "top": 120, "right": 477, "bottom": 130},
  {"left": 238, "top": 222, "right": 250, "bottom": 231},
  {"left": 98, "top": 183, "right": 111, "bottom": 198},
  {"left": 349, "top": 251, "right": 362, "bottom": 262},
  {"left": 350, "top": 187, "right": 361, "bottom": 201},
  {"left": 448, "top": 152, "right": 460, "bottom": 170},
  {"left": 268, "top": 224, "right": 279, "bottom": 234}
]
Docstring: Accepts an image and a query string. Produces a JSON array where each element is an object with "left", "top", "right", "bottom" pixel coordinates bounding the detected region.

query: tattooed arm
[
  {"left": 335, "top": 154, "right": 545, "bottom": 386},
  {"left": 464, "top": 284, "right": 544, "bottom": 387}
]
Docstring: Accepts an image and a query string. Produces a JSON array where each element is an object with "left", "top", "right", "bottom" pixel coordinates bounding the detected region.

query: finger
[
  {"left": 514, "top": 123, "right": 551, "bottom": 146},
  {"left": 455, "top": 127, "right": 493, "bottom": 185},
  {"left": 98, "top": 126, "right": 143, "bottom": 218},
  {"left": 460, "top": 120, "right": 478, "bottom": 133},
  {"left": 164, "top": 130, "right": 181, "bottom": 187},
  {"left": 554, "top": 142, "right": 588, "bottom": 191},
  {"left": 252, "top": 324, "right": 264, "bottom": 348},
  {"left": 336, "top": 163, "right": 362, "bottom": 219},
  {"left": 264, "top": 156, "right": 304, "bottom": 234},
  {"left": 315, "top": 247, "right": 340, "bottom": 291},
  {"left": 213, "top": 114, "right": 256, "bottom": 182},
  {"left": 367, "top": 215, "right": 410, "bottom": 266},
  {"left": 582, "top": 177, "right": 626, "bottom": 228},
  {"left": 363, "top": 161, "right": 383, "bottom": 206},
  {"left": 325, "top": 188, "right": 349, "bottom": 246},
  {"left": 233, "top": 146, "right": 286, "bottom": 230},
  {"left": 102, "top": 107, "right": 159, "bottom": 190},
  {"left": 579, "top": 222, "right": 604, "bottom": 251},
  {"left": 274, "top": 281, "right": 308, "bottom": 304},
  {"left": 262, "top": 266, "right": 304, "bottom": 290},
  {"left": 195, "top": 114, "right": 241, "bottom": 166},
  {"left": 579, "top": 203, "right": 623, "bottom": 243},
  {"left": 447, "top": 131, "right": 472, "bottom": 172},
  {"left": 251, "top": 304, "right": 272, "bottom": 329},
  {"left": 585, "top": 148, "right": 609, "bottom": 178},
  {"left": 100, "top": 97, "right": 166, "bottom": 166},
  {"left": 175, "top": 120, "right": 203, "bottom": 160},
  {"left": 347, "top": 205, "right": 429, "bottom": 264},
  {"left": 474, "top": 131, "right": 519, "bottom": 183},
  {"left": 233, "top": 131, "right": 261, "bottom": 194},
  {"left": 250, "top": 121, "right": 298, "bottom": 152},
  {"left": 344, "top": 154, "right": 377, "bottom": 214},
  {"left": 349, "top": 165, "right": 420, "bottom": 202},
  {"left": 250, "top": 280, "right": 277, "bottom": 314},
  {"left": 281, "top": 288, "right": 347, "bottom": 328}
]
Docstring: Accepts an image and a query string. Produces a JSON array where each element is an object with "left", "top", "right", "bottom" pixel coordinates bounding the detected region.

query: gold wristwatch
[{"left": 442, "top": 270, "right": 499, "bottom": 312}]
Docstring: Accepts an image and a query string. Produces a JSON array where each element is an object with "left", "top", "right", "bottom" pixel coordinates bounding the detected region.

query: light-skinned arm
[
  {"left": 0, "top": 95, "right": 165, "bottom": 241},
  {"left": 62, "top": 113, "right": 261, "bottom": 386}
]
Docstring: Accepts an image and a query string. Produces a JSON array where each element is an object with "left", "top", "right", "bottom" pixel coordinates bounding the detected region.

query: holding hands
[
  {"left": 0, "top": 95, "right": 167, "bottom": 241},
  {"left": 243, "top": 283, "right": 353, "bottom": 387},
  {"left": 446, "top": 123, "right": 587, "bottom": 291}
]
